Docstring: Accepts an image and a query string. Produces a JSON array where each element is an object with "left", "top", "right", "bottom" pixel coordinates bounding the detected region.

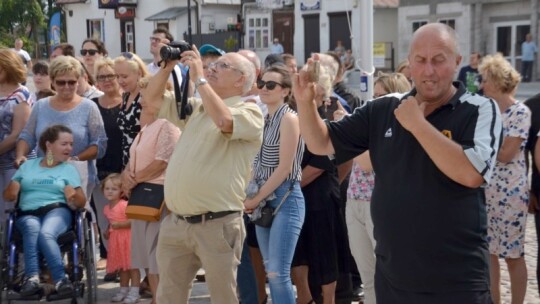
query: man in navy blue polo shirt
[{"left": 294, "top": 23, "right": 502, "bottom": 303}]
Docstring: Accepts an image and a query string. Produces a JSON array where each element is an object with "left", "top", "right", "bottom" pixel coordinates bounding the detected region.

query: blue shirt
[
  {"left": 522, "top": 41, "right": 538, "bottom": 61},
  {"left": 12, "top": 158, "right": 81, "bottom": 211},
  {"left": 270, "top": 43, "right": 284, "bottom": 55},
  {"left": 18, "top": 97, "right": 107, "bottom": 183}
]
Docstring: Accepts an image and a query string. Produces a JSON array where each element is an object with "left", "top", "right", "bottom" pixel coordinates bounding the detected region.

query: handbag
[
  {"left": 252, "top": 183, "right": 294, "bottom": 228},
  {"left": 125, "top": 129, "right": 165, "bottom": 222},
  {"left": 126, "top": 182, "right": 165, "bottom": 222}
]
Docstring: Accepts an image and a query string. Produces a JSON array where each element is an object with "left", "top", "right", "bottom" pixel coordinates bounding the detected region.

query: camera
[{"left": 160, "top": 40, "right": 191, "bottom": 61}]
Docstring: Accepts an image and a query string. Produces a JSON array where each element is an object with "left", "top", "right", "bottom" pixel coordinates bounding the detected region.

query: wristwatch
[
  {"left": 194, "top": 77, "right": 208, "bottom": 91},
  {"left": 70, "top": 156, "right": 80, "bottom": 161}
]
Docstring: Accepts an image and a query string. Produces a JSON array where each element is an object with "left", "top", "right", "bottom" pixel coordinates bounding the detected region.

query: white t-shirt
[{"left": 12, "top": 48, "right": 31, "bottom": 64}]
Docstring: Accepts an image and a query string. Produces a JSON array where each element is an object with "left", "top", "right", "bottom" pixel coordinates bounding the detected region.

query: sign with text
[
  {"left": 99, "top": 0, "right": 119, "bottom": 9},
  {"left": 55, "top": 0, "right": 86, "bottom": 3},
  {"left": 373, "top": 42, "right": 386, "bottom": 68}
]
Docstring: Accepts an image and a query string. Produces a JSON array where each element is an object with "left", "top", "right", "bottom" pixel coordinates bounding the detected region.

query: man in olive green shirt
[{"left": 151, "top": 50, "right": 263, "bottom": 303}]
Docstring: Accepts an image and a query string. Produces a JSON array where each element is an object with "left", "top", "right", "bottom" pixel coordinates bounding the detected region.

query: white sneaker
[
  {"left": 111, "top": 290, "right": 128, "bottom": 302},
  {"left": 122, "top": 292, "right": 140, "bottom": 304}
]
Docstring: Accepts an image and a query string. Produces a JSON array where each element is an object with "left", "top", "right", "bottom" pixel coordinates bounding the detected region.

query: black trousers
[{"left": 375, "top": 262, "right": 492, "bottom": 304}]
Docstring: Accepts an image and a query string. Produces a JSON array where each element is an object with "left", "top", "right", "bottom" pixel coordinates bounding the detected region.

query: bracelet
[{"left": 71, "top": 156, "right": 80, "bottom": 161}]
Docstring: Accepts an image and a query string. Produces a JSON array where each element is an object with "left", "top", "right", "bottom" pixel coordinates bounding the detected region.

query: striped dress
[{"left": 253, "top": 103, "right": 304, "bottom": 182}]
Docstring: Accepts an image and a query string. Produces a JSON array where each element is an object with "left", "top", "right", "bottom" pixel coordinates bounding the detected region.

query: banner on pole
[{"left": 49, "top": 12, "right": 61, "bottom": 51}]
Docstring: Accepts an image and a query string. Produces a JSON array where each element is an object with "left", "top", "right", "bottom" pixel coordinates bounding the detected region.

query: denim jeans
[
  {"left": 16, "top": 206, "right": 72, "bottom": 283},
  {"left": 256, "top": 180, "right": 305, "bottom": 304}
]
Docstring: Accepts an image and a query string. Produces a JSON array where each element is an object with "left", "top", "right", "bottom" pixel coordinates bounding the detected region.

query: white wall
[
  {"left": 373, "top": 8, "right": 398, "bottom": 68},
  {"left": 63, "top": 0, "right": 238, "bottom": 62}
]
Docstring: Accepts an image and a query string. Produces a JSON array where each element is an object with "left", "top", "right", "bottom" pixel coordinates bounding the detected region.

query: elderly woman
[
  {"left": 480, "top": 53, "right": 530, "bottom": 304},
  {"left": 244, "top": 64, "right": 305, "bottom": 304},
  {"left": 15, "top": 55, "right": 107, "bottom": 202},
  {"left": 114, "top": 52, "right": 150, "bottom": 167},
  {"left": 0, "top": 49, "right": 31, "bottom": 221},
  {"left": 121, "top": 76, "right": 181, "bottom": 304},
  {"left": 80, "top": 39, "right": 108, "bottom": 80},
  {"left": 4, "top": 125, "right": 86, "bottom": 297},
  {"left": 91, "top": 58, "right": 124, "bottom": 271}
]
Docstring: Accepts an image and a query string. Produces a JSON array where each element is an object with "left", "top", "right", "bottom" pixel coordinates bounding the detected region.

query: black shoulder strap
[{"left": 172, "top": 66, "right": 191, "bottom": 119}]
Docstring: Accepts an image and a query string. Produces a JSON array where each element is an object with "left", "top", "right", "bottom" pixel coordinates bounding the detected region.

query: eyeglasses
[
  {"left": 96, "top": 74, "right": 118, "bottom": 82},
  {"left": 55, "top": 80, "right": 78, "bottom": 87},
  {"left": 150, "top": 36, "right": 162, "bottom": 43},
  {"left": 80, "top": 49, "right": 98, "bottom": 56},
  {"left": 257, "top": 80, "right": 283, "bottom": 90},
  {"left": 207, "top": 61, "right": 244, "bottom": 74}
]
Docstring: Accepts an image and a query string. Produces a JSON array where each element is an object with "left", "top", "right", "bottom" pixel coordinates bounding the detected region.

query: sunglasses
[
  {"left": 257, "top": 80, "right": 283, "bottom": 90},
  {"left": 55, "top": 80, "right": 78, "bottom": 87},
  {"left": 80, "top": 49, "right": 98, "bottom": 56},
  {"left": 96, "top": 74, "right": 118, "bottom": 82},
  {"left": 121, "top": 52, "right": 134, "bottom": 60}
]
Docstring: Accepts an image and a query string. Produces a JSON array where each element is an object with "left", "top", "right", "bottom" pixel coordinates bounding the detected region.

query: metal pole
[
  {"left": 187, "top": 0, "right": 193, "bottom": 43},
  {"left": 359, "top": 0, "right": 374, "bottom": 102}
]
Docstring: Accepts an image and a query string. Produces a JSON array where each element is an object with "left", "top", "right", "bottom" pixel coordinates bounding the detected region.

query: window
[
  {"left": 87, "top": 19, "right": 105, "bottom": 42},
  {"left": 247, "top": 16, "right": 270, "bottom": 49},
  {"left": 439, "top": 19, "right": 455, "bottom": 29},
  {"left": 156, "top": 22, "right": 169, "bottom": 30},
  {"left": 412, "top": 20, "right": 427, "bottom": 33}
]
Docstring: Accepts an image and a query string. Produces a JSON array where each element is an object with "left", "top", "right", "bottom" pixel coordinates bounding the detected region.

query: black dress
[
  {"left": 116, "top": 93, "right": 141, "bottom": 168},
  {"left": 92, "top": 97, "right": 123, "bottom": 180}
]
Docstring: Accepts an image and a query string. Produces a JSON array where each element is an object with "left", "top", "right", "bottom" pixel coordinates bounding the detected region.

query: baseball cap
[{"left": 199, "top": 44, "right": 225, "bottom": 56}]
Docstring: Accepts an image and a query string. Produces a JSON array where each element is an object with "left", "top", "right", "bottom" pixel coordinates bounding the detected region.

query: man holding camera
[
  {"left": 147, "top": 27, "right": 183, "bottom": 86},
  {"left": 148, "top": 46, "right": 263, "bottom": 303}
]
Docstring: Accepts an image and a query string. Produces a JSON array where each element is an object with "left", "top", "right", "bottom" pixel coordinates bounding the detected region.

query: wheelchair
[{"left": 0, "top": 207, "right": 98, "bottom": 303}]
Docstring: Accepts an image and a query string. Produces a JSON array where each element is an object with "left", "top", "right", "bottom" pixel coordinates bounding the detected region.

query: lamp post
[{"left": 187, "top": 0, "right": 193, "bottom": 43}]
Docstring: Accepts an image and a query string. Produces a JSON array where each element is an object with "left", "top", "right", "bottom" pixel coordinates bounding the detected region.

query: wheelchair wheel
[{"left": 82, "top": 219, "right": 97, "bottom": 304}]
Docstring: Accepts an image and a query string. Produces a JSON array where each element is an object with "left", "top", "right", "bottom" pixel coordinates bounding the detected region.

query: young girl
[{"left": 101, "top": 173, "right": 140, "bottom": 303}]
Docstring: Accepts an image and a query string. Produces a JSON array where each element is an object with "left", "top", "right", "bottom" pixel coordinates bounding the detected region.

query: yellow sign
[
  {"left": 373, "top": 43, "right": 385, "bottom": 56},
  {"left": 373, "top": 43, "right": 386, "bottom": 68}
]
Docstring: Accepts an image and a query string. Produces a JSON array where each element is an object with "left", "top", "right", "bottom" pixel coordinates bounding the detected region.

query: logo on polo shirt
[
  {"left": 384, "top": 128, "right": 392, "bottom": 137},
  {"left": 442, "top": 130, "right": 452, "bottom": 139}
]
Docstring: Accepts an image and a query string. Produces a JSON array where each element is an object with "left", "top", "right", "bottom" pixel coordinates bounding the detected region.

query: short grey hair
[{"left": 235, "top": 55, "right": 256, "bottom": 94}]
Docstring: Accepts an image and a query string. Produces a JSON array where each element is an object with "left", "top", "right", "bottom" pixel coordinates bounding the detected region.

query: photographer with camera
[
  {"left": 147, "top": 28, "right": 184, "bottom": 87},
  {"left": 146, "top": 45, "right": 264, "bottom": 303}
]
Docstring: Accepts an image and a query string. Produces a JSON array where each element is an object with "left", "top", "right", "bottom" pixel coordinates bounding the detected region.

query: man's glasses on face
[
  {"left": 207, "top": 61, "right": 244, "bottom": 75},
  {"left": 150, "top": 36, "right": 162, "bottom": 43}
]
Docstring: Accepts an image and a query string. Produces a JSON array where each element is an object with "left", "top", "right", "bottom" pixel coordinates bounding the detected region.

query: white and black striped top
[{"left": 253, "top": 104, "right": 304, "bottom": 182}]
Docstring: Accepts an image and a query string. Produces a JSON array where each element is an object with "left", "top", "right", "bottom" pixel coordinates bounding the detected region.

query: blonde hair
[
  {"left": 113, "top": 52, "right": 149, "bottom": 79},
  {"left": 479, "top": 53, "right": 521, "bottom": 94},
  {"left": 49, "top": 56, "right": 82, "bottom": 81},
  {"left": 375, "top": 72, "right": 412, "bottom": 94},
  {"left": 0, "top": 49, "right": 26, "bottom": 84},
  {"left": 396, "top": 59, "right": 409, "bottom": 74},
  {"left": 94, "top": 57, "right": 115, "bottom": 77},
  {"left": 100, "top": 173, "right": 122, "bottom": 193},
  {"left": 317, "top": 53, "right": 338, "bottom": 84}
]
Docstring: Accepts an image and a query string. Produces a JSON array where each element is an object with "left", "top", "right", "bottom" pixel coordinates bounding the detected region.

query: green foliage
[{"left": 0, "top": 0, "right": 46, "bottom": 55}]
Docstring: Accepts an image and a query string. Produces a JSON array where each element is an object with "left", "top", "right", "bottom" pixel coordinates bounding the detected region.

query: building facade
[
  {"left": 56, "top": 0, "right": 241, "bottom": 61},
  {"left": 399, "top": 0, "right": 540, "bottom": 80}
]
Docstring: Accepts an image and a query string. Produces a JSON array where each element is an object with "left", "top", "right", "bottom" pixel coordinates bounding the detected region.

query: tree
[{"left": 0, "top": 0, "right": 46, "bottom": 56}]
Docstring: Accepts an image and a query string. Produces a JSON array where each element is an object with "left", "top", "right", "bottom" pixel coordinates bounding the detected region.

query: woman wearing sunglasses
[
  {"left": 244, "top": 64, "right": 305, "bottom": 304},
  {"left": 80, "top": 38, "right": 108, "bottom": 80},
  {"left": 15, "top": 55, "right": 107, "bottom": 207}
]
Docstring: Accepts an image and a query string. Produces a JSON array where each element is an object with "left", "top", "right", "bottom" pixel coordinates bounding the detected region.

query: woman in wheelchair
[{"left": 3, "top": 124, "right": 86, "bottom": 297}]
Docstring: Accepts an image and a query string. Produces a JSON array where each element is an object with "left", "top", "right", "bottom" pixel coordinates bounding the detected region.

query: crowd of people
[{"left": 0, "top": 22, "right": 540, "bottom": 304}]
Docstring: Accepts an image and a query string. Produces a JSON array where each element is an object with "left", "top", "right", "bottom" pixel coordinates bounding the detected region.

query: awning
[{"left": 145, "top": 7, "right": 188, "bottom": 21}]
